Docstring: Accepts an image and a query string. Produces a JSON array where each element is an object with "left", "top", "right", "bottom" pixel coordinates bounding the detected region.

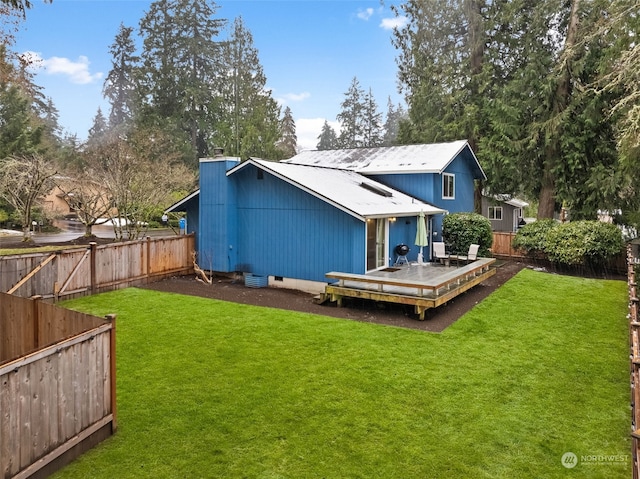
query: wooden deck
[{"left": 323, "top": 258, "right": 496, "bottom": 320}]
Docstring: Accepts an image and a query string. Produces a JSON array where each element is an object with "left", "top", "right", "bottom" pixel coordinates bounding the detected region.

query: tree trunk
[
  {"left": 467, "top": 0, "right": 485, "bottom": 214},
  {"left": 538, "top": 0, "right": 581, "bottom": 218},
  {"left": 538, "top": 166, "right": 557, "bottom": 218}
]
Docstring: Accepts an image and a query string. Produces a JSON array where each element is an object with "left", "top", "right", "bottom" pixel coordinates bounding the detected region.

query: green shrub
[
  {"left": 546, "top": 221, "right": 624, "bottom": 267},
  {"left": 442, "top": 212, "right": 493, "bottom": 255},
  {"left": 512, "top": 219, "right": 558, "bottom": 257}
]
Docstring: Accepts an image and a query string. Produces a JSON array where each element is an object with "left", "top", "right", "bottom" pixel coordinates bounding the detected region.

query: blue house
[{"left": 167, "top": 140, "right": 485, "bottom": 292}]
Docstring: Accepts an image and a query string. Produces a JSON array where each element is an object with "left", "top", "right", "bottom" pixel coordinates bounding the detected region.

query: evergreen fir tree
[
  {"left": 316, "top": 120, "right": 338, "bottom": 150},
  {"left": 276, "top": 106, "right": 297, "bottom": 159},
  {"left": 382, "top": 97, "right": 405, "bottom": 146},
  {"left": 137, "top": 0, "right": 225, "bottom": 166},
  {"left": 393, "top": 0, "right": 626, "bottom": 219},
  {"left": 362, "top": 87, "right": 383, "bottom": 147},
  {"left": 87, "top": 107, "right": 108, "bottom": 144},
  {"left": 216, "top": 16, "right": 280, "bottom": 160},
  {"left": 104, "top": 23, "right": 139, "bottom": 129},
  {"left": 0, "top": 45, "right": 44, "bottom": 158},
  {"left": 336, "top": 77, "right": 365, "bottom": 148}
]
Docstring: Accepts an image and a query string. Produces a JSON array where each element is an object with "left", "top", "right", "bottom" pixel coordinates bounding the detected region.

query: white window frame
[
  {"left": 442, "top": 173, "right": 455, "bottom": 199},
  {"left": 488, "top": 206, "right": 503, "bottom": 220}
]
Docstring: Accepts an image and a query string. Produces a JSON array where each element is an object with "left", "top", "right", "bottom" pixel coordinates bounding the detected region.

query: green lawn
[{"left": 56, "top": 269, "right": 630, "bottom": 478}]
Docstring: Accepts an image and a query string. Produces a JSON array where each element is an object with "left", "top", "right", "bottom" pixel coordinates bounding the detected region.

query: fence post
[
  {"left": 105, "top": 313, "right": 117, "bottom": 432},
  {"left": 146, "top": 236, "right": 152, "bottom": 284},
  {"left": 90, "top": 242, "right": 97, "bottom": 295}
]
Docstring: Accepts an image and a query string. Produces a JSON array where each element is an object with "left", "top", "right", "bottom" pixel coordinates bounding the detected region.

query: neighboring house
[
  {"left": 42, "top": 178, "right": 116, "bottom": 226},
  {"left": 481, "top": 195, "right": 528, "bottom": 232},
  {"left": 42, "top": 184, "right": 76, "bottom": 219},
  {"left": 167, "top": 140, "right": 485, "bottom": 292}
]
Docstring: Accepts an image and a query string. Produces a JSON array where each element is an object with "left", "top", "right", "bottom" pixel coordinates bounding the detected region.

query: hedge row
[
  {"left": 512, "top": 220, "right": 624, "bottom": 267},
  {"left": 442, "top": 212, "right": 493, "bottom": 256}
]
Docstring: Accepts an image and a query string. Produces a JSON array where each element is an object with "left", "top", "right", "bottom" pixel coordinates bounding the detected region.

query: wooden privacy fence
[
  {"left": 0, "top": 234, "right": 194, "bottom": 300},
  {"left": 491, "top": 231, "right": 626, "bottom": 273},
  {"left": 0, "top": 292, "right": 116, "bottom": 479},
  {"left": 491, "top": 232, "right": 522, "bottom": 258}
]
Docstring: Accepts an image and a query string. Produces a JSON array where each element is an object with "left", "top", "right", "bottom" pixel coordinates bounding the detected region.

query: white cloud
[
  {"left": 274, "top": 91, "right": 311, "bottom": 109},
  {"left": 357, "top": 8, "right": 374, "bottom": 21},
  {"left": 295, "top": 117, "right": 341, "bottom": 151},
  {"left": 380, "top": 16, "right": 407, "bottom": 30},
  {"left": 282, "top": 92, "right": 311, "bottom": 103},
  {"left": 23, "top": 51, "right": 103, "bottom": 84}
]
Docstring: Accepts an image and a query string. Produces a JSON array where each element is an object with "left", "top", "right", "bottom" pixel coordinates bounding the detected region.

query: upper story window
[
  {"left": 442, "top": 173, "right": 455, "bottom": 199},
  {"left": 488, "top": 206, "right": 503, "bottom": 220}
]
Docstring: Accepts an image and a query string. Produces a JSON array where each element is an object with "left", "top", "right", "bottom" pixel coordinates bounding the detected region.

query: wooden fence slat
[
  {"left": 628, "top": 246, "right": 640, "bottom": 479},
  {"left": 1, "top": 303, "right": 115, "bottom": 479},
  {"left": 19, "top": 364, "right": 31, "bottom": 470},
  {"left": 12, "top": 414, "right": 113, "bottom": 479},
  {"left": 1, "top": 235, "right": 194, "bottom": 301},
  {"left": 57, "top": 248, "right": 91, "bottom": 297},
  {"left": 7, "top": 253, "right": 57, "bottom": 295}
]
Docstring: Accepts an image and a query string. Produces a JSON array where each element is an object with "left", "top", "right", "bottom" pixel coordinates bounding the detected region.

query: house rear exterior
[{"left": 167, "top": 140, "right": 485, "bottom": 292}]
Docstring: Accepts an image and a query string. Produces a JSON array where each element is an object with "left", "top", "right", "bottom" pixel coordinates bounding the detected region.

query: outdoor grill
[{"left": 395, "top": 244, "right": 410, "bottom": 256}]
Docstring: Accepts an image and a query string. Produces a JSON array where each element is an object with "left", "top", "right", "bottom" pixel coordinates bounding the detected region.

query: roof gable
[
  {"left": 226, "top": 159, "right": 446, "bottom": 221},
  {"left": 284, "top": 140, "right": 486, "bottom": 179},
  {"left": 485, "top": 194, "right": 529, "bottom": 208},
  {"left": 165, "top": 189, "right": 199, "bottom": 213}
]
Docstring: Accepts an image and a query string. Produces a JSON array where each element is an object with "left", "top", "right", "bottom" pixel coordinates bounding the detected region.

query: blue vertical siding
[
  {"left": 442, "top": 154, "right": 476, "bottom": 212},
  {"left": 181, "top": 198, "right": 201, "bottom": 261},
  {"left": 370, "top": 155, "right": 476, "bottom": 214},
  {"left": 231, "top": 165, "right": 365, "bottom": 282},
  {"left": 388, "top": 215, "right": 438, "bottom": 263},
  {"left": 198, "top": 159, "right": 240, "bottom": 272},
  {"left": 179, "top": 196, "right": 199, "bottom": 237},
  {"left": 194, "top": 150, "right": 480, "bottom": 280},
  {"left": 368, "top": 152, "right": 478, "bottom": 246},
  {"left": 371, "top": 173, "right": 439, "bottom": 206},
  {"left": 389, "top": 217, "right": 415, "bottom": 264}
]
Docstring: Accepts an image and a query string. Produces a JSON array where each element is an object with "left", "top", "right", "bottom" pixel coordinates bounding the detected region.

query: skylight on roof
[{"left": 360, "top": 182, "right": 392, "bottom": 197}]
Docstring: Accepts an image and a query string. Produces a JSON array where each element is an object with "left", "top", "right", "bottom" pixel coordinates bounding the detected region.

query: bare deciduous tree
[
  {"left": 54, "top": 174, "right": 114, "bottom": 237},
  {"left": 0, "top": 153, "right": 56, "bottom": 240},
  {"left": 86, "top": 131, "right": 195, "bottom": 240}
]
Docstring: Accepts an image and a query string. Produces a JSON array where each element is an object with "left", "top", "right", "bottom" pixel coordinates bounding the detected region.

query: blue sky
[{"left": 13, "top": 0, "right": 407, "bottom": 151}]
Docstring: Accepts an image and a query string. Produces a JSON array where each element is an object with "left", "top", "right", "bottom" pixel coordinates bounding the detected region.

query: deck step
[{"left": 313, "top": 294, "right": 329, "bottom": 305}]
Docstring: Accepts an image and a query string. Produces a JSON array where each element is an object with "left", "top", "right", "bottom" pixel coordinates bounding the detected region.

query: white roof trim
[
  {"left": 165, "top": 189, "right": 199, "bottom": 213},
  {"left": 485, "top": 193, "right": 529, "bottom": 208}
]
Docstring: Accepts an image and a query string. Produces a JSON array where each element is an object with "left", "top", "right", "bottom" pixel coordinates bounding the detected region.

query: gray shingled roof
[{"left": 283, "top": 140, "right": 486, "bottom": 179}]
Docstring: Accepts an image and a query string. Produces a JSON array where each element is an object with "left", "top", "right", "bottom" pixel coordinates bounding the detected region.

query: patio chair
[
  {"left": 433, "top": 242, "right": 450, "bottom": 266},
  {"left": 453, "top": 244, "right": 480, "bottom": 265}
]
